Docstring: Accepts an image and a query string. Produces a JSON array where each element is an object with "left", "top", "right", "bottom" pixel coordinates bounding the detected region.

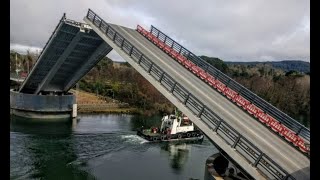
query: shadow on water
[
  {"left": 10, "top": 115, "right": 96, "bottom": 180},
  {"left": 10, "top": 115, "right": 73, "bottom": 137},
  {"left": 160, "top": 142, "right": 190, "bottom": 171},
  {"left": 160, "top": 141, "right": 203, "bottom": 172}
]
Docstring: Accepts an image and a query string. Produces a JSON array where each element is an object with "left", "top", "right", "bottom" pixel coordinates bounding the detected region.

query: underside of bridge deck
[{"left": 19, "top": 14, "right": 113, "bottom": 94}]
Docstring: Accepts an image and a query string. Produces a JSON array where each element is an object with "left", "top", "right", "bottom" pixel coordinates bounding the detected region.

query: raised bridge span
[{"left": 18, "top": 9, "right": 310, "bottom": 179}]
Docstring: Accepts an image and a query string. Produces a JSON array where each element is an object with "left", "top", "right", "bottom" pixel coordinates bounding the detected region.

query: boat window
[{"left": 170, "top": 115, "right": 176, "bottom": 119}]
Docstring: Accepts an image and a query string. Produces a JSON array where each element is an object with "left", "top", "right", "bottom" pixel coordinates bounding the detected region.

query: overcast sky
[{"left": 10, "top": 0, "right": 310, "bottom": 62}]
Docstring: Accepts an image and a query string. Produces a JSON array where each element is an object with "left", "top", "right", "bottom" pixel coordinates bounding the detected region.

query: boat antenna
[{"left": 175, "top": 107, "right": 182, "bottom": 117}]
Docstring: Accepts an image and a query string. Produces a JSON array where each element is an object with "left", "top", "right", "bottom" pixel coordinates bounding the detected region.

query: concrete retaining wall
[
  {"left": 10, "top": 90, "right": 76, "bottom": 121},
  {"left": 10, "top": 90, "right": 75, "bottom": 112}
]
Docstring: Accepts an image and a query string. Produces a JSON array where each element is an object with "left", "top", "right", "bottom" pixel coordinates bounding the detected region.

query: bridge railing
[
  {"left": 33, "top": 14, "right": 67, "bottom": 68},
  {"left": 149, "top": 26, "right": 310, "bottom": 142},
  {"left": 139, "top": 25, "right": 309, "bottom": 155},
  {"left": 86, "top": 9, "right": 296, "bottom": 180}
]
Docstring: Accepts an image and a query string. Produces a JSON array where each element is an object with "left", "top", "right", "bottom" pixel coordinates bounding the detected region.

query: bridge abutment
[{"left": 10, "top": 90, "right": 76, "bottom": 122}]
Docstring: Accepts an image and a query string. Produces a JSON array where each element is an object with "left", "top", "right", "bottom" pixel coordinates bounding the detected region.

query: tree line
[
  {"left": 10, "top": 51, "right": 310, "bottom": 127},
  {"left": 201, "top": 55, "right": 310, "bottom": 127}
]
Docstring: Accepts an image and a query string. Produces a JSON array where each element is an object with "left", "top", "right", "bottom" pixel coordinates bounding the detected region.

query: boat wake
[{"left": 121, "top": 134, "right": 148, "bottom": 144}]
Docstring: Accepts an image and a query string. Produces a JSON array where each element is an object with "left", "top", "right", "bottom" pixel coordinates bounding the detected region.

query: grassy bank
[
  {"left": 77, "top": 104, "right": 139, "bottom": 114},
  {"left": 71, "top": 89, "right": 139, "bottom": 114}
]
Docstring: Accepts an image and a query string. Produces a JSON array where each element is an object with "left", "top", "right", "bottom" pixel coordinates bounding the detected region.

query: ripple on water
[{"left": 10, "top": 114, "right": 217, "bottom": 180}]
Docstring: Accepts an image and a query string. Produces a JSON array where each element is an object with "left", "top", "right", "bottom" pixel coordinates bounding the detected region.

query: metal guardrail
[
  {"left": 19, "top": 13, "right": 67, "bottom": 92},
  {"left": 149, "top": 26, "right": 310, "bottom": 142},
  {"left": 33, "top": 14, "right": 67, "bottom": 69},
  {"left": 35, "top": 14, "right": 93, "bottom": 67},
  {"left": 86, "top": 9, "right": 296, "bottom": 180}
]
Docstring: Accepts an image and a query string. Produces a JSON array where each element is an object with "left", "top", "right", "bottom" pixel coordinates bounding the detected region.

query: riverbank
[
  {"left": 78, "top": 104, "right": 139, "bottom": 114},
  {"left": 70, "top": 89, "right": 139, "bottom": 114}
]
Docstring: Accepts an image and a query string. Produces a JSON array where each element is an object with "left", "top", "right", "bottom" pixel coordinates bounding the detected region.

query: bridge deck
[
  {"left": 102, "top": 23, "right": 309, "bottom": 179},
  {"left": 19, "top": 14, "right": 112, "bottom": 94},
  {"left": 10, "top": 8, "right": 310, "bottom": 179}
]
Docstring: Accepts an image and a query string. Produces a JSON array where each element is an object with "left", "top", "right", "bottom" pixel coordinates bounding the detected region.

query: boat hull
[{"left": 137, "top": 128, "right": 204, "bottom": 142}]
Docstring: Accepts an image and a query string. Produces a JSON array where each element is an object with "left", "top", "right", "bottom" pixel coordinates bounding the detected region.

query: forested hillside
[
  {"left": 78, "top": 57, "right": 174, "bottom": 115},
  {"left": 225, "top": 60, "right": 310, "bottom": 74},
  {"left": 202, "top": 56, "right": 310, "bottom": 127}
]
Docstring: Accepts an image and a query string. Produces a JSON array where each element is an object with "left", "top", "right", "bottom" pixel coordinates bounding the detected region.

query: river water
[{"left": 10, "top": 114, "right": 218, "bottom": 180}]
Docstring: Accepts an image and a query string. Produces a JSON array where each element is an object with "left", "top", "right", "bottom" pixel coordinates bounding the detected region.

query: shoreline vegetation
[
  {"left": 71, "top": 89, "right": 140, "bottom": 114},
  {"left": 10, "top": 51, "right": 310, "bottom": 127}
]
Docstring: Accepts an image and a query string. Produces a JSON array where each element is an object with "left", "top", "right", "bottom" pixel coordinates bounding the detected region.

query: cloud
[
  {"left": 10, "top": 43, "right": 42, "bottom": 55},
  {"left": 10, "top": 0, "right": 309, "bottom": 62},
  {"left": 107, "top": 51, "right": 125, "bottom": 62}
]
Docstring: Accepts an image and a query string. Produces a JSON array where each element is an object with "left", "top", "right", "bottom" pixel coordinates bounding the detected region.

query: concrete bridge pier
[
  {"left": 10, "top": 90, "right": 76, "bottom": 122},
  {"left": 204, "top": 152, "right": 253, "bottom": 180}
]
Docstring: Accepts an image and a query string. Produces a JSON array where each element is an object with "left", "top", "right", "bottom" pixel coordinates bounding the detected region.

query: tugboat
[{"left": 137, "top": 110, "right": 204, "bottom": 142}]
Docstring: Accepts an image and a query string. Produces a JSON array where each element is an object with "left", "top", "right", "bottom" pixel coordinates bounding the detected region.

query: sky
[{"left": 10, "top": 0, "right": 310, "bottom": 62}]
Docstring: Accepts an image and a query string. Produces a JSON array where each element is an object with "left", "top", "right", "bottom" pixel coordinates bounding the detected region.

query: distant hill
[
  {"left": 225, "top": 60, "right": 310, "bottom": 73},
  {"left": 199, "top": 56, "right": 229, "bottom": 73}
]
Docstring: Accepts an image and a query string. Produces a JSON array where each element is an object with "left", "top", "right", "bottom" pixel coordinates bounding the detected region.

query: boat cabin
[{"left": 160, "top": 114, "right": 194, "bottom": 135}]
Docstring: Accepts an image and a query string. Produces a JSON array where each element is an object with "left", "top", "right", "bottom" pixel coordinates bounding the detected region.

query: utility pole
[
  {"left": 15, "top": 53, "right": 21, "bottom": 77},
  {"left": 15, "top": 53, "right": 17, "bottom": 76},
  {"left": 76, "top": 83, "right": 79, "bottom": 103},
  {"left": 27, "top": 57, "right": 29, "bottom": 74}
]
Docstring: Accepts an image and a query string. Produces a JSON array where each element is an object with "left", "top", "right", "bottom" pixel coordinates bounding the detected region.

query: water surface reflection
[
  {"left": 11, "top": 114, "right": 217, "bottom": 180},
  {"left": 10, "top": 116, "right": 95, "bottom": 179}
]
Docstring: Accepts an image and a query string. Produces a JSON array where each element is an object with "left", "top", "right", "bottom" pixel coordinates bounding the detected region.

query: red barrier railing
[{"left": 136, "top": 25, "right": 309, "bottom": 154}]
